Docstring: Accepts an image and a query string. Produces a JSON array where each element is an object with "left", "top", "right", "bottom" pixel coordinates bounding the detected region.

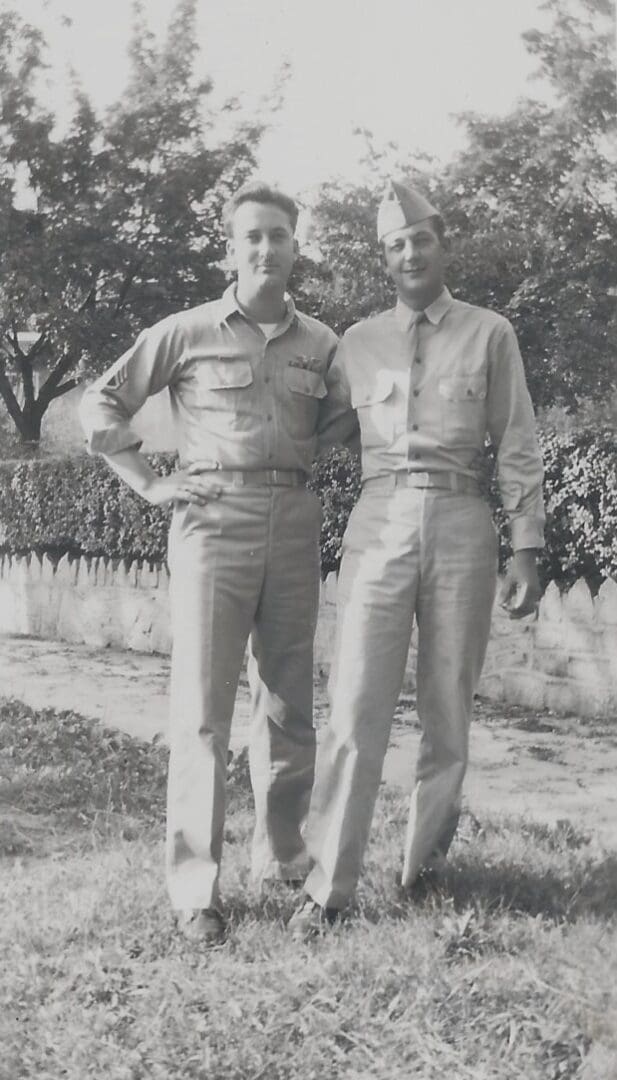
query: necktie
[{"left": 407, "top": 311, "right": 425, "bottom": 447}]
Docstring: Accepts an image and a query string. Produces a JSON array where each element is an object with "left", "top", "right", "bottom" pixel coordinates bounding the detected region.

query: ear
[
  {"left": 292, "top": 237, "right": 299, "bottom": 259},
  {"left": 381, "top": 243, "right": 393, "bottom": 278},
  {"left": 226, "top": 236, "right": 236, "bottom": 269}
]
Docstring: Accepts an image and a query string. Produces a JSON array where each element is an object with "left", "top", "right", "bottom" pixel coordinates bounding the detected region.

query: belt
[
  {"left": 362, "top": 470, "right": 481, "bottom": 495},
  {"left": 202, "top": 468, "right": 307, "bottom": 487}
]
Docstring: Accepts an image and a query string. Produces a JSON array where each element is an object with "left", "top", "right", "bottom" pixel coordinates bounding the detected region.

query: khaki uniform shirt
[
  {"left": 80, "top": 284, "right": 338, "bottom": 474},
  {"left": 318, "top": 288, "right": 545, "bottom": 551}
]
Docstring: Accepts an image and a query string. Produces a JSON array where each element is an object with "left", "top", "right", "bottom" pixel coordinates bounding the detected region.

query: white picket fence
[{"left": 1, "top": 553, "right": 616, "bottom": 718}]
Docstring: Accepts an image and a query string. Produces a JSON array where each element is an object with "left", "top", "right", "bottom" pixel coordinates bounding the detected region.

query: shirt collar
[
  {"left": 395, "top": 286, "right": 453, "bottom": 331},
  {"left": 217, "top": 283, "right": 297, "bottom": 328}
]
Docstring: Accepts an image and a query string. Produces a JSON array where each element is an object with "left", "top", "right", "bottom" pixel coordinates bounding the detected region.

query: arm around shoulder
[{"left": 316, "top": 335, "right": 360, "bottom": 456}]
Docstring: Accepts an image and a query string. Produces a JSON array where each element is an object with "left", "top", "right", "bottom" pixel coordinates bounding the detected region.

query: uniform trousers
[
  {"left": 304, "top": 485, "right": 498, "bottom": 909},
  {"left": 166, "top": 485, "right": 321, "bottom": 910}
]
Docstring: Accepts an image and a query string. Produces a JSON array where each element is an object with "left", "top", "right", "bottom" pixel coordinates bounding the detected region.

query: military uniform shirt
[
  {"left": 80, "top": 284, "right": 338, "bottom": 474},
  {"left": 318, "top": 287, "right": 545, "bottom": 551}
]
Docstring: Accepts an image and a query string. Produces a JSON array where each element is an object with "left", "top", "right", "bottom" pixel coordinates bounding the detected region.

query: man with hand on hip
[
  {"left": 80, "top": 181, "right": 341, "bottom": 944},
  {"left": 290, "top": 179, "right": 545, "bottom": 938}
]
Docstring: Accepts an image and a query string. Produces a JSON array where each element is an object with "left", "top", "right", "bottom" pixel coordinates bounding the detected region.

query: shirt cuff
[
  {"left": 510, "top": 516, "right": 545, "bottom": 552},
  {"left": 86, "top": 424, "right": 143, "bottom": 456}
]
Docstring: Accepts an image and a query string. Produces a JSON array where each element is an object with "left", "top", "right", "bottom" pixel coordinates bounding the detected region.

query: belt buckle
[{"left": 409, "top": 470, "right": 430, "bottom": 488}]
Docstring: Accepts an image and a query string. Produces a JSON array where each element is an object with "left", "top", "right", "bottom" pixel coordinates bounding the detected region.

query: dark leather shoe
[
  {"left": 400, "top": 853, "right": 449, "bottom": 901},
  {"left": 287, "top": 897, "right": 341, "bottom": 941},
  {"left": 176, "top": 907, "right": 226, "bottom": 944}
]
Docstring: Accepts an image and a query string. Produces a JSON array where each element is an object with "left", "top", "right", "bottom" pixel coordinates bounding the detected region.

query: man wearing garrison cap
[{"left": 290, "top": 179, "right": 545, "bottom": 937}]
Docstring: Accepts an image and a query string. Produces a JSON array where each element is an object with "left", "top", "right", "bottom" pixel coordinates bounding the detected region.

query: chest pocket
[
  {"left": 286, "top": 366, "right": 327, "bottom": 399},
  {"left": 351, "top": 370, "right": 396, "bottom": 448},
  {"left": 438, "top": 373, "right": 487, "bottom": 446},
  {"left": 193, "top": 356, "right": 254, "bottom": 408},
  {"left": 282, "top": 365, "right": 327, "bottom": 440}
]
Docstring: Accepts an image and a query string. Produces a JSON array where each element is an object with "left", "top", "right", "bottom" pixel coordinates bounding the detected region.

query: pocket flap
[
  {"left": 197, "top": 357, "right": 253, "bottom": 390},
  {"left": 285, "top": 366, "right": 327, "bottom": 398},
  {"left": 350, "top": 370, "right": 395, "bottom": 408},
  {"left": 438, "top": 374, "right": 487, "bottom": 402}
]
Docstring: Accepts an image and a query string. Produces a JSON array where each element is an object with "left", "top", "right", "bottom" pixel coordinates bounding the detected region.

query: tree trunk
[
  {"left": 16, "top": 401, "right": 42, "bottom": 445},
  {"left": 0, "top": 352, "right": 78, "bottom": 448}
]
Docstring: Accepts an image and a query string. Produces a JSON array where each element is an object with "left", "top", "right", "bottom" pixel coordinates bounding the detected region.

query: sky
[{"left": 14, "top": 0, "right": 555, "bottom": 197}]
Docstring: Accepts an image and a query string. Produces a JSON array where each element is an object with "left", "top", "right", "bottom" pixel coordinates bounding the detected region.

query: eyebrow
[{"left": 244, "top": 227, "right": 290, "bottom": 237}]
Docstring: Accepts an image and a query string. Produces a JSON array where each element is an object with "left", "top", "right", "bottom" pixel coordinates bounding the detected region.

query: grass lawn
[{"left": 1, "top": 697, "right": 616, "bottom": 1080}]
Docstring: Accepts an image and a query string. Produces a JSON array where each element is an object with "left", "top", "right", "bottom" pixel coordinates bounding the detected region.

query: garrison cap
[{"left": 377, "top": 179, "right": 440, "bottom": 241}]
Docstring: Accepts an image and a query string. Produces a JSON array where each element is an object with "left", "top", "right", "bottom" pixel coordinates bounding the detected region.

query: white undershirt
[{"left": 258, "top": 323, "right": 279, "bottom": 339}]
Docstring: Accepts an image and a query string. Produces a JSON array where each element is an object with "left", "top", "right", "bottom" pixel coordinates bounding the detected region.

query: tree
[
  {"left": 443, "top": 0, "right": 617, "bottom": 410},
  {"left": 0, "top": 0, "right": 264, "bottom": 445},
  {"left": 305, "top": 0, "right": 617, "bottom": 412}
]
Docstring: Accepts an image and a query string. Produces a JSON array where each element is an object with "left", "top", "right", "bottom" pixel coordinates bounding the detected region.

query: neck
[
  {"left": 235, "top": 281, "right": 288, "bottom": 324},
  {"left": 399, "top": 284, "right": 444, "bottom": 312}
]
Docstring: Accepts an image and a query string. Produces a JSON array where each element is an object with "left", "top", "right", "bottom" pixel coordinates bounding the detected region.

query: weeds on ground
[
  {"left": 1, "top": 698, "right": 617, "bottom": 1079},
  {"left": 0, "top": 699, "right": 251, "bottom": 855}
]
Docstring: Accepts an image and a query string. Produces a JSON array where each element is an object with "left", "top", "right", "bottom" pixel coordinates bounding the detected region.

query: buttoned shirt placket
[
  {"left": 260, "top": 327, "right": 276, "bottom": 466},
  {"left": 225, "top": 300, "right": 297, "bottom": 468},
  {"left": 265, "top": 310, "right": 297, "bottom": 466}
]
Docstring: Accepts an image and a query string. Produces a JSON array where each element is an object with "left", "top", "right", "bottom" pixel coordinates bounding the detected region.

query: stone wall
[
  {"left": 1, "top": 554, "right": 616, "bottom": 718},
  {"left": 0, "top": 554, "right": 172, "bottom": 654}
]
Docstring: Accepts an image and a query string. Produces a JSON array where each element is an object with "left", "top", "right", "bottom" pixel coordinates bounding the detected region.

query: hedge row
[
  {"left": 0, "top": 449, "right": 361, "bottom": 577},
  {"left": 0, "top": 432, "right": 615, "bottom": 588}
]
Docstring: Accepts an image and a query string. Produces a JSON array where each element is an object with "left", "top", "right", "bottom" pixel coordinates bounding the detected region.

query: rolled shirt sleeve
[
  {"left": 487, "top": 319, "right": 545, "bottom": 551},
  {"left": 79, "top": 317, "right": 185, "bottom": 456}
]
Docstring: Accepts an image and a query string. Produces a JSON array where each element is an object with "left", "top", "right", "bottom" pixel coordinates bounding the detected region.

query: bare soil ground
[{"left": 2, "top": 634, "right": 616, "bottom": 847}]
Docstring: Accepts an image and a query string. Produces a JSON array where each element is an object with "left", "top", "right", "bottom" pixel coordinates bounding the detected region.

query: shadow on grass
[
  {"left": 441, "top": 852, "right": 617, "bottom": 922},
  {"left": 218, "top": 849, "right": 617, "bottom": 941}
]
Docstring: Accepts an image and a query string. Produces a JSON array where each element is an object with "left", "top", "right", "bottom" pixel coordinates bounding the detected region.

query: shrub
[
  {"left": 0, "top": 453, "right": 176, "bottom": 565},
  {"left": 0, "top": 449, "right": 363, "bottom": 577},
  {"left": 0, "top": 432, "right": 616, "bottom": 588},
  {"left": 540, "top": 429, "right": 617, "bottom": 590},
  {"left": 309, "top": 446, "right": 362, "bottom": 575},
  {"left": 310, "top": 433, "right": 617, "bottom": 589}
]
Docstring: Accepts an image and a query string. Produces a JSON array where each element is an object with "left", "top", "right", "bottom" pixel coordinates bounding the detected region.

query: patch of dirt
[{"left": 2, "top": 635, "right": 616, "bottom": 849}]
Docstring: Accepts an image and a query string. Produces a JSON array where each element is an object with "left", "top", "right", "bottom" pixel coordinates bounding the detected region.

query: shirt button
[
  {"left": 415, "top": 356, "right": 422, "bottom": 364},
  {"left": 267, "top": 414, "right": 273, "bottom": 421},
  {"left": 412, "top": 423, "right": 419, "bottom": 431},
  {"left": 413, "top": 389, "right": 420, "bottom": 397},
  {"left": 264, "top": 376, "right": 271, "bottom": 384}
]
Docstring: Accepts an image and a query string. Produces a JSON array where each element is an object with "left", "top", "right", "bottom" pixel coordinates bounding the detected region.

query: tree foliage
[
  {"left": 307, "top": 0, "right": 617, "bottom": 412},
  {"left": 444, "top": 0, "right": 617, "bottom": 409},
  {"left": 0, "top": 0, "right": 263, "bottom": 443}
]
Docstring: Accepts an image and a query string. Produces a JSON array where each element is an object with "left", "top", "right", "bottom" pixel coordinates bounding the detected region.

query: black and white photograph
[{"left": 1, "top": 1, "right": 616, "bottom": 1076}]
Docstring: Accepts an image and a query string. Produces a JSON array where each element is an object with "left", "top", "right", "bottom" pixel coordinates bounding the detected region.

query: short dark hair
[{"left": 223, "top": 181, "right": 299, "bottom": 237}]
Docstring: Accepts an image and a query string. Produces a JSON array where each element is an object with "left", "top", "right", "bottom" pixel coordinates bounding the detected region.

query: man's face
[
  {"left": 227, "top": 201, "right": 297, "bottom": 292},
  {"left": 383, "top": 218, "right": 445, "bottom": 309}
]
